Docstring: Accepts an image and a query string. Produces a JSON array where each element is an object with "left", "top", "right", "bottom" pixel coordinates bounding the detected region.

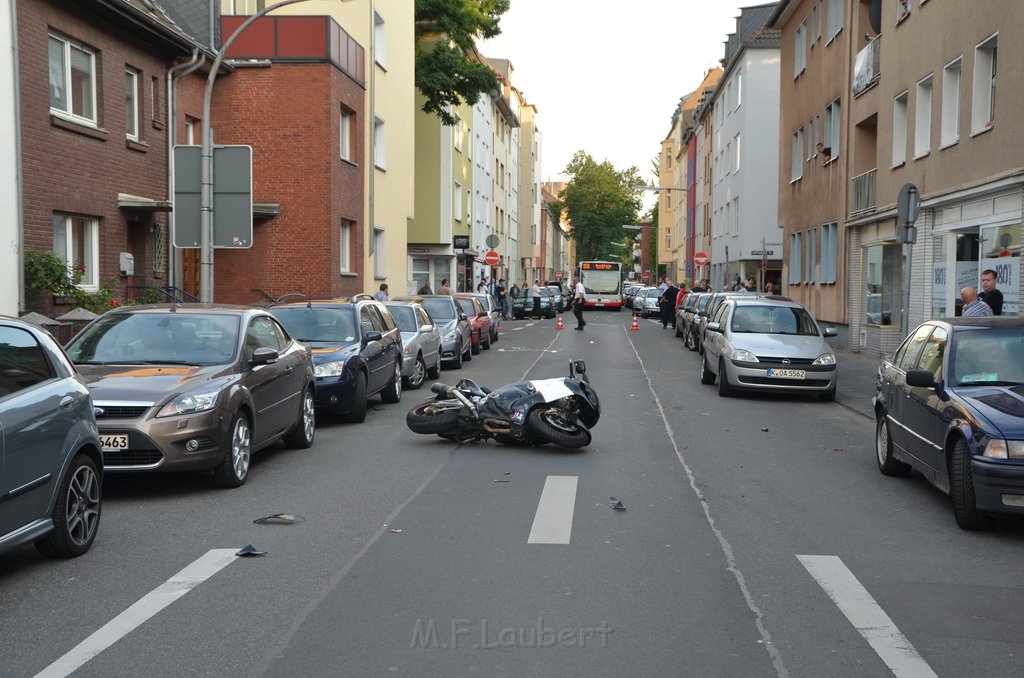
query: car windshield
[
  {"left": 547, "top": 287, "right": 560, "bottom": 296},
  {"left": 456, "top": 298, "right": 477, "bottom": 316},
  {"left": 420, "top": 297, "right": 455, "bottom": 321},
  {"left": 66, "top": 312, "right": 240, "bottom": 365},
  {"left": 387, "top": 306, "right": 419, "bottom": 332},
  {"left": 951, "top": 330, "right": 1024, "bottom": 386},
  {"left": 272, "top": 307, "right": 358, "bottom": 346},
  {"left": 730, "top": 306, "right": 820, "bottom": 336}
]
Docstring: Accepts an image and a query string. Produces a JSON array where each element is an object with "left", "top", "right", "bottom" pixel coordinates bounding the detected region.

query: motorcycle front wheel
[
  {"left": 527, "top": 408, "right": 592, "bottom": 449},
  {"left": 406, "top": 402, "right": 463, "bottom": 434}
]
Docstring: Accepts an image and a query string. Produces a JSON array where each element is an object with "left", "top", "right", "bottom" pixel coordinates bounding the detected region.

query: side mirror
[
  {"left": 364, "top": 330, "right": 383, "bottom": 343},
  {"left": 459, "top": 313, "right": 468, "bottom": 322},
  {"left": 251, "top": 346, "right": 279, "bottom": 365},
  {"left": 419, "top": 324, "right": 434, "bottom": 333},
  {"left": 697, "top": 311, "right": 708, "bottom": 318},
  {"left": 573, "top": 360, "right": 586, "bottom": 374},
  {"left": 823, "top": 327, "right": 838, "bottom": 337},
  {"left": 706, "top": 322, "right": 723, "bottom": 334},
  {"left": 906, "top": 369, "right": 937, "bottom": 388}
]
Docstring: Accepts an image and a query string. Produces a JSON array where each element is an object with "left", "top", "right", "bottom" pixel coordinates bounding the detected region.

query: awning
[{"left": 118, "top": 193, "right": 172, "bottom": 212}]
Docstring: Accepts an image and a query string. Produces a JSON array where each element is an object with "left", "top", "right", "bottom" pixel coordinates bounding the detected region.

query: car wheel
[
  {"left": 950, "top": 437, "right": 995, "bottom": 530},
  {"left": 381, "top": 361, "right": 402, "bottom": 403},
  {"left": 405, "top": 355, "right": 427, "bottom": 389},
  {"left": 686, "top": 330, "right": 697, "bottom": 352},
  {"left": 717, "top": 359, "right": 734, "bottom": 397},
  {"left": 36, "top": 454, "right": 101, "bottom": 558},
  {"left": 819, "top": 385, "right": 837, "bottom": 402},
  {"left": 449, "top": 344, "right": 463, "bottom": 370},
  {"left": 674, "top": 323, "right": 683, "bottom": 338},
  {"left": 482, "top": 333, "right": 491, "bottom": 350},
  {"left": 284, "top": 386, "right": 316, "bottom": 449},
  {"left": 427, "top": 354, "right": 442, "bottom": 379},
  {"left": 700, "top": 353, "right": 716, "bottom": 385},
  {"left": 464, "top": 340, "right": 473, "bottom": 361},
  {"left": 492, "top": 327, "right": 499, "bottom": 343},
  {"left": 347, "top": 371, "right": 368, "bottom": 423},
  {"left": 875, "top": 415, "right": 911, "bottom": 476},
  {"left": 212, "top": 411, "right": 252, "bottom": 488}
]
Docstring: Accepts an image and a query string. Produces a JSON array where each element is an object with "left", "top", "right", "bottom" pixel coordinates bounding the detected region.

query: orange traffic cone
[
  {"left": 556, "top": 314, "right": 565, "bottom": 330},
  {"left": 630, "top": 314, "right": 640, "bottom": 331}
]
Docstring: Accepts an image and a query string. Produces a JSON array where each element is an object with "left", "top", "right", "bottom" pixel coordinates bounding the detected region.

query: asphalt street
[{"left": 2, "top": 311, "right": 1023, "bottom": 677}]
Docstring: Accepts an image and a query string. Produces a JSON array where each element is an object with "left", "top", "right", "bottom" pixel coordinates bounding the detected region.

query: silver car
[
  {"left": 384, "top": 301, "right": 442, "bottom": 389},
  {"left": 463, "top": 292, "right": 502, "bottom": 344},
  {"left": 0, "top": 317, "right": 103, "bottom": 558},
  {"left": 406, "top": 295, "right": 473, "bottom": 369},
  {"left": 699, "top": 296, "right": 838, "bottom": 400},
  {"left": 632, "top": 287, "right": 661, "bottom": 318}
]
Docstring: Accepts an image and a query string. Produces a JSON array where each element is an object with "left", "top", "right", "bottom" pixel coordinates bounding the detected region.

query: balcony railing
[
  {"left": 851, "top": 168, "right": 877, "bottom": 216},
  {"left": 853, "top": 36, "right": 881, "bottom": 96}
]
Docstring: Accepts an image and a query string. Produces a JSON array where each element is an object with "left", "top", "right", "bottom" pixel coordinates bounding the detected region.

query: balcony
[
  {"left": 851, "top": 168, "right": 877, "bottom": 216},
  {"left": 852, "top": 36, "right": 880, "bottom": 96}
]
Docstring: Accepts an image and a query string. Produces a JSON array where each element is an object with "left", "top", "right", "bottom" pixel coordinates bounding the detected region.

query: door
[
  {"left": 360, "top": 306, "right": 388, "bottom": 393},
  {"left": 243, "top": 316, "right": 291, "bottom": 443},
  {"left": 889, "top": 324, "right": 933, "bottom": 464},
  {"left": 902, "top": 326, "right": 948, "bottom": 474}
]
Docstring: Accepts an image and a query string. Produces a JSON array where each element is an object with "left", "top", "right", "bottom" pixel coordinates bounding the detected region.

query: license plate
[
  {"left": 767, "top": 368, "right": 805, "bottom": 379},
  {"left": 595, "top": 302, "right": 604, "bottom": 307},
  {"left": 100, "top": 434, "right": 129, "bottom": 451}
]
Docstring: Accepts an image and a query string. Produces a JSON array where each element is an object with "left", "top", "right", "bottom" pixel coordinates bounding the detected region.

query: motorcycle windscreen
[{"left": 529, "top": 378, "right": 573, "bottom": 402}]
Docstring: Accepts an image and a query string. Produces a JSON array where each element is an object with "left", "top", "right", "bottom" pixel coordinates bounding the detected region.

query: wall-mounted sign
[{"left": 453, "top": 235, "right": 470, "bottom": 249}]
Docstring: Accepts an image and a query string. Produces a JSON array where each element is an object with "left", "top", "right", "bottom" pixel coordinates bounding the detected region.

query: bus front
[{"left": 579, "top": 261, "right": 623, "bottom": 310}]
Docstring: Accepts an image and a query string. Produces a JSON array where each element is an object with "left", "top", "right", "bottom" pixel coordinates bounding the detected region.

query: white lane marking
[
  {"left": 527, "top": 475, "right": 578, "bottom": 544},
  {"left": 36, "top": 549, "right": 240, "bottom": 678},
  {"left": 797, "top": 555, "right": 938, "bottom": 678}
]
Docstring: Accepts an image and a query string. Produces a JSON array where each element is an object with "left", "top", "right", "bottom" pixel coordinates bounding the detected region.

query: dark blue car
[
  {"left": 271, "top": 297, "right": 403, "bottom": 422},
  {"left": 874, "top": 317, "right": 1024, "bottom": 530}
]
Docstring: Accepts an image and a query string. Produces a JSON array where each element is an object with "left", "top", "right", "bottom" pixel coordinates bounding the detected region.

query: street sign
[
  {"left": 484, "top": 250, "right": 500, "bottom": 266},
  {"left": 896, "top": 182, "right": 920, "bottom": 244},
  {"left": 485, "top": 234, "right": 500, "bottom": 249},
  {"left": 693, "top": 251, "right": 709, "bottom": 267},
  {"left": 173, "top": 144, "right": 253, "bottom": 248},
  {"left": 751, "top": 250, "right": 774, "bottom": 256},
  {"left": 453, "top": 235, "right": 470, "bottom": 249},
  {"left": 642, "top": 272, "right": 650, "bottom": 282}
]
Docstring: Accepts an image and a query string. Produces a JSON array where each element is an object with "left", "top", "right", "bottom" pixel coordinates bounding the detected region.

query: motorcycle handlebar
[{"left": 431, "top": 383, "right": 451, "bottom": 396}]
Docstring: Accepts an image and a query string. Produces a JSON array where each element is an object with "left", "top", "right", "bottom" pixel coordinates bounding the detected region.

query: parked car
[
  {"left": 65, "top": 304, "right": 315, "bottom": 488},
  {"left": 695, "top": 291, "right": 755, "bottom": 353},
  {"left": 401, "top": 295, "right": 472, "bottom": 369},
  {"left": 455, "top": 295, "right": 493, "bottom": 354},
  {"left": 677, "top": 292, "right": 709, "bottom": 350},
  {"left": 632, "top": 287, "right": 661, "bottom": 318},
  {"left": 384, "top": 301, "right": 442, "bottom": 389},
  {"left": 546, "top": 285, "right": 566, "bottom": 313},
  {"left": 874, "top": 317, "right": 1024, "bottom": 530},
  {"left": 623, "top": 284, "right": 643, "bottom": 307},
  {"left": 0, "top": 317, "right": 103, "bottom": 558},
  {"left": 699, "top": 296, "right": 838, "bottom": 400},
  {"left": 512, "top": 286, "right": 556, "bottom": 319},
  {"left": 271, "top": 296, "right": 403, "bottom": 422},
  {"left": 674, "top": 292, "right": 699, "bottom": 339},
  {"left": 464, "top": 292, "right": 502, "bottom": 343}
]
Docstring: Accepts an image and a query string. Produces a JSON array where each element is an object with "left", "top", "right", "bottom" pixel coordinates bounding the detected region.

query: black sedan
[{"left": 874, "top": 317, "right": 1024, "bottom": 530}]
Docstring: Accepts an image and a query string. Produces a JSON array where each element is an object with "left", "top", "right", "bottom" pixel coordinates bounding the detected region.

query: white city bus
[{"left": 578, "top": 261, "right": 623, "bottom": 310}]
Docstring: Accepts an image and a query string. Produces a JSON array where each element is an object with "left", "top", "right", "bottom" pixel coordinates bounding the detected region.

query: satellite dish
[{"left": 868, "top": 0, "right": 882, "bottom": 35}]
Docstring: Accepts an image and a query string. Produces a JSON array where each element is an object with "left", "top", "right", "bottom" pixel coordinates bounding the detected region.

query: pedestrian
[
  {"left": 438, "top": 278, "right": 451, "bottom": 295},
  {"left": 765, "top": 282, "right": 775, "bottom": 295},
  {"left": 374, "top": 283, "right": 388, "bottom": 301},
  {"left": 572, "top": 275, "right": 587, "bottom": 330},
  {"left": 657, "top": 275, "right": 668, "bottom": 292},
  {"left": 530, "top": 279, "right": 542, "bottom": 319},
  {"left": 744, "top": 277, "right": 757, "bottom": 292},
  {"left": 477, "top": 278, "right": 487, "bottom": 293},
  {"left": 417, "top": 280, "right": 433, "bottom": 295},
  {"left": 961, "top": 286, "right": 993, "bottom": 317},
  {"left": 979, "top": 269, "right": 1003, "bottom": 315},
  {"left": 495, "top": 278, "right": 509, "bottom": 319},
  {"left": 510, "top": 282, "right": 520, "bottom": 299},
  {"left": 660, "top": 279, "right": 679, "bottom": 329}
]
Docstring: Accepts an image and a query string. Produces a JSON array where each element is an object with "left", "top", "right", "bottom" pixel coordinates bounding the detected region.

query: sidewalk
[{"left": 832, "top": 347, "right": 883, "bottom": 420}]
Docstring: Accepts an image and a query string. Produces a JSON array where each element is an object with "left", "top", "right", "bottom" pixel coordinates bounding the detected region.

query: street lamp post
[{"left": 199, "top": 0, "right": 346, "bottom": 303}]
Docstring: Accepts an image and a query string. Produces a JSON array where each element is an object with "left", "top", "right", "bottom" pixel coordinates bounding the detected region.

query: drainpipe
[
  {"left": 167, "top": 49, "right": 204, "bottom": 292},
  {"left": 9, "top": 0, "right": 24, "bottom": 313},
  {"left": 368, "top": 0, "right": 376, "bottom": 284}
]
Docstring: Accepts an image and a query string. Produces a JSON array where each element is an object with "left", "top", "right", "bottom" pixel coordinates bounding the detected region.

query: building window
[
  {"left": 732, "top": 198, "right": 740, "bottom": 235},
  {"left": 734, "top": 133, "right": 741, "bottom": 172},
  {"left": 791, "top": 127, "right": 804, "bottom": 181},
  {"left": 915, "top": 75, "right": 933, "bottom": 157},
  {"left": 454, "top": 181, "right": 463, "bottom": 222},
  {"left": 453, "top": 113, "right": 462, "bottom": 152},
  {"left": 665, "top": 228, "right": 671, "bottom": 250},
  {"left": 53, "top": 214, "right": 98, "bottom": 291},
  {"left": 373, "top": 228, "right": 385, "bottom": 278},
  {"left": 892, "top": 91, "right": 908, "bottom": 167},
  {"left": 151, "top": 76, "right": 160, "bottom": 125},
  {"left": 48, "top": 34, "right": 96, "bottom": 124},
  {"left": 864, "top": 244, "right": 902, "bottom": 326},
  {"left": 821, "top": 222, "right": 838, "bottom": 283},
  {"left": 896, "top": 0, "right": 911, "bottom": 23},
  {"left": 941, "top": 57, "right": 962, "bottom": 147},
  {"left": 220, "top": 0, "right": 267, "bottom": 14},
  {"left": 340, "top": 109, "right": 353, "bottom": 161},
  {"left": 789, "top": 231, "right": 802, "bottom": 283},
  {"left": 373, "top": 116, "right": 386, "bottom": 169},
  {"left": 825, "top": 98, "right": 841, "bottom": 159},
  {"left": 826, "top": 0, "right": 843, "bottom": 42},
  {"left": 972, "top": 34, "right": 997, "bottom": 134},
  {"left": 794, "top": 20, "right": 807, "bottom": 77},
  {"left": 373, "top": 11, "right": 386, "bottom": 69},
  {"left": 811, "top": 1, "right": 822, "bottom": 42},
  {"left": 125, "top": 69, "right": 139, "bottom": 140},
  {"left": 735, "top": 71, "right": 742, "bottom": 109},
  {"left": 340, "top": 220, "right": 352, "bottom": 273},
  {"left": 806, "top": 226, "right": 817, "bottom": 283}
]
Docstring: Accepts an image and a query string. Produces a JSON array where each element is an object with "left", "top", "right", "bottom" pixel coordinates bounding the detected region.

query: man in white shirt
[{"left": 572, "top": 275, "right": 587, "bottom": 330}]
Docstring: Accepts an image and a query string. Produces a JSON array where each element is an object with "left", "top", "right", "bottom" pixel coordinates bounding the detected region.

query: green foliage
[
  {"left": 559, "top": 151, "right": 642, "bottom": 261},
  {"left": 414, "top": 0, "right": 510, "bottom": 126},
  {"left": 24, "top": 248, "right": 119, "bottom": 315}
]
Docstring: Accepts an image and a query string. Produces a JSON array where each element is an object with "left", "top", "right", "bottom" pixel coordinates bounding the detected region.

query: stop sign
[
  {"left": 484, "top": 250, "right": 500, "bottom": 266},
  {"left": 693, "top": 251, "right": 709, "bottom": 267}
]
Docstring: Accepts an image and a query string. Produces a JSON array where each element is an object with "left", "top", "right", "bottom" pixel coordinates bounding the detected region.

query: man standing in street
[
  {"left": 374, "top": 283, "right": 388, "bottom": 301},
  {"left": 530, "top": 280, "right": 542, "bottom": 319},
  {"left": 495, "top": 278, "right": 508, "bottom": 319},
  {"left": 572, "top": 275, "right": 587, "bottom": 330},
  {"left": 660, "top": 279, "right": 679, "bottom": 329},
  {"left": 979, "top": 269, "right": 1003, "bottom": 315}
]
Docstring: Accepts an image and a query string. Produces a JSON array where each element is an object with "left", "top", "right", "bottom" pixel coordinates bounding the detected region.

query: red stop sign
[
  {"left": 484, "top": 250, "right": 500, "bottom": 266},
  {"left": 693, "top": 251, "right": 709, "bottom": 267}
]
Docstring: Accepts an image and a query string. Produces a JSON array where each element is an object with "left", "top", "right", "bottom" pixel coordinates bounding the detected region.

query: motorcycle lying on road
[{"left": 406, "top": 360, "right": 600, "bottom": 449}]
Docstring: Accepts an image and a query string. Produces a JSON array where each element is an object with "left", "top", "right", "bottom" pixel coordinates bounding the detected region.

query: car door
[
  {"left": 268, "top": 316, "right": 306, "bottom": 420},
  {"left": 360, "top": 306, "right": 388, "bottom": 393},
  {"left": 0, "top": 325, "right": 86, "bottom": 536},
  {"left": 703, "top": 301, "right": 731, "bottom": 368},
  {"left": 417, "top": 306, "right": 440, "bottom": 366},
  {"left": 886, "top": 324, "right": 933, "bottom": 462},
  {"left": 243, "top": 316, "right": 291, "bottom": 444},
  {"left": 902, "top": 326, "right": 948, "bottom": 474},
  {"left": 371, "top": 305, "right": 402, "bottom": 379}
]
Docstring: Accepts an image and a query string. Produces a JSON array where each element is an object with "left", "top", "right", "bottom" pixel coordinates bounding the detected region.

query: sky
[{"left": 478, "top": 0, "right": 756, "bottom": 190}]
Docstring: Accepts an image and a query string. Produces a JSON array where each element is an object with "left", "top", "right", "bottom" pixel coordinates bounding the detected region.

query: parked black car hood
[{"left": 960, "top": 385, "right": 1024, "bottom": 439}]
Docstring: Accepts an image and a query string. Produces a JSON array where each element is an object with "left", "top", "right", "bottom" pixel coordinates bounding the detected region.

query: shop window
[{"left": 864, "top": 244, "right": 902, "bottom": 325}]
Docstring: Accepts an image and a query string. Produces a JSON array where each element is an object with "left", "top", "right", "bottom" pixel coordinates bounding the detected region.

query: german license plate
[
  {"left": 595, "top": 302, "right": 604, "bottom": 307},
  {"left": 100, "top": 434, "right": 129, "bottom": 451},
  {"left": 767, "top": 368, "right": 805, "bottom": 379}
]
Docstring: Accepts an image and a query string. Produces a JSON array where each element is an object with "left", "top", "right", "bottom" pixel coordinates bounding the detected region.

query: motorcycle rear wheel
[
  {"left": 406, "top": 402, "right": 463, "bottom": 434},
  {"left": 527, "top": 409, "right": 592, "bottom": 449}
]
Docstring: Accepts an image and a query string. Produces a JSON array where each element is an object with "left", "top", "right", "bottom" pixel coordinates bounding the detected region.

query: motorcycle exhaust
[{"left": 482, "top": 418, "right": 511, "bottom": 434}]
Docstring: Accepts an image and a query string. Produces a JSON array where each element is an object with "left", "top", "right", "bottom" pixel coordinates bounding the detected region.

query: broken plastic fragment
[
  {"left": 389, "top": 528, "right": 403, "bottom": 533},
  {"left": 608, "top": 497, "right": 626, "bottom": 511},
  {"left": 253, "top": 513, "right": 305, "bottom": 525},
  {"left": 761, "top": 428, "right": 769, "bottom": 432},
  {"left": 493, "top": 479, "right": 510, "bottom": 483},
  {"left": 236, "top": 544, "right": 266, "bottom": 557}
]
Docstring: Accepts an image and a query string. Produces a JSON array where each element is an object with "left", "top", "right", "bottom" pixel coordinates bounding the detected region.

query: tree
[
  {"left": 415, "top": 0, "right": 510, "bottom": 126},
  {"left": 559, "top": 151, "right": 642, "bottom": 261}
]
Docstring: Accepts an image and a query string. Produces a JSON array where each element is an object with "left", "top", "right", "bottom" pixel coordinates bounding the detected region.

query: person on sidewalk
[
  {"left": 374, "top": 283, "right": 388, "bottom": 301},
  {"left": 979, "top": 269, "right": 1003, "bottom": 315},
  {"left": 438, "top": 279, "right": 450, "bottom": 295},
  {"left": 961, "top": 286, "right": 993, "bottom": 317},
  {"left": 572, "top": 275, "right": 587, "bottom": 330}
]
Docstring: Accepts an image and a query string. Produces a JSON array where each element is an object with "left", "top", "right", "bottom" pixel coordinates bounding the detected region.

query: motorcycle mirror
[{"left": 573, "top": 360, "right": 586, "bottom": 374}]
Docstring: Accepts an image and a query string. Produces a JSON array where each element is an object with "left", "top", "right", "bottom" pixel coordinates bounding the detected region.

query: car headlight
[
  {"left": 314, "top": 361, "right": 346, "bottom": 378},
  {"left": 730, "top": 349, "right": 758, "bottom": 362},
  {"left": 813, "top": 353, "right": 837, "bottom": 366},
  {"left": 983, "top": 439, "right": 1024, "bottom": 460},
  {"left": 157, "top": 390, "right": 219, "bottom": 417},
  {"left": 403, "top": 346, "right": 413, "bottom": 356},
  {"left": 443, "top": 330, "right": 459, "bottom": 342}
]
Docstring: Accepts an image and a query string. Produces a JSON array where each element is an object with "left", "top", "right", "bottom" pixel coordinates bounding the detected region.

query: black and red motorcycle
[{"left": 406, "top": 360, "right": 600, "bottom": 448}]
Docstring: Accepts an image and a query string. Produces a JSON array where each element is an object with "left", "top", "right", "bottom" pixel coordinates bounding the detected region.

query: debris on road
[
  {"left": 608, "top": 497, "right": 626, "bottom": 511},
  {"left": 761, "top": 428, "right": 769, "bottom": 432},
  {"left": 236, "top": 545, "right": 266, "bottom": 557},
  {"left": 253, "top": 513, "right": 305, "bottom": 525},
  {"left": 389, "top": 528, "right": 403, "bottom": 533}
]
